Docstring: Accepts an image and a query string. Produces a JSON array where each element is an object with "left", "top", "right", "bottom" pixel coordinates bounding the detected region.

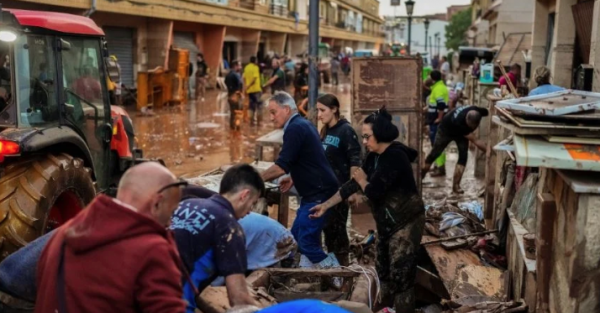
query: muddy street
[
  {"left": 128, "top": 83, "right": 352, "bottom": 178},
  {"left": 128, "top": 80, "right": 483, "bottom": 237}
]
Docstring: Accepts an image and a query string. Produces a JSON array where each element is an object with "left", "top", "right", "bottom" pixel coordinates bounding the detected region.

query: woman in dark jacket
[
  {"left": 317, "top": 94, "right": 362, "bottom": 266},
  {"left": 309, "top": 108, "right": 425, "bottom": 313}
]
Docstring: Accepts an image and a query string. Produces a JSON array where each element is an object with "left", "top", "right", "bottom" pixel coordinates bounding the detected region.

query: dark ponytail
[
  {"left": 317, "top": 93, "right": 341, "bottom": 140},
  {"left": 364, "top": 107, "right": 399, "bottom": 143}
]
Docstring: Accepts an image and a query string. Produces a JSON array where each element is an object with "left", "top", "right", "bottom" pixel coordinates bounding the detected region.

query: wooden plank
[
  {"left": 277, "top": 193, "right": 289, "bottom": 227},
  {"left": 265, "top": 268, "right": 361, "bottom": 278},
  {"left": 273, "top": 290, "right": 346, "bottom": 303},
  {"left": 421, "top": 235, "right": 484, "bottom": 292},
  {"left": 246, "top": 270, "right": 271, "bottom": 288},
  {"left": 507, "top": 211, "right": 536, "bottom": 273},
  {"left": 415, "top": 266, "right": 450, "bottom": 299},
  {"left": 492, "top": 116, "right": 594, "bottom": 136},
  {"left": 536, "top": 193, "right": 556, "bottom": 313},
  {"left": 485, "top": 101, "right": 500, "bottom": 229},
  {"left": 451, "top": 265, "right": 506, "bottom": 300},
  {"left": 544, "top": 135, "right": 600, "bottom": 145}
]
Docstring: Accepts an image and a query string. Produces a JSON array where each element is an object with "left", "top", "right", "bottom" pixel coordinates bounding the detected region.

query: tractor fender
[{"left": 15, "top": 126, "right": 95, "bottom": 171}]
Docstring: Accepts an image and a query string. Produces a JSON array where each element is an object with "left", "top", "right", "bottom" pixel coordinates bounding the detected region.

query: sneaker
[
  {"left": 315, "top": 253, "right": 342, "bottom": 289},
  {"left": 299, "top": 255, "right": 314, "bottom": 268}
]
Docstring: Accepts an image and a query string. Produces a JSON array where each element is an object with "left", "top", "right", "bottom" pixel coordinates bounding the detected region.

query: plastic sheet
[
  {"left": 439, "top": 212, "right": 467, "bottom": 231},
  {"left": 458, "top": 201, "right": 484, "bottom": 221}
]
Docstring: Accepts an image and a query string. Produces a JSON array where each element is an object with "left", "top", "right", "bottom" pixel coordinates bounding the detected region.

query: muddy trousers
[
  {"left": 324, "top": 202, "right": 350, "bottom": 266},
  {"left": 425, "top": 127, "right": 469, "bottom": 166},
  {"left": 291, "top": 201, "right": 330, "bottom": 263},
  {"left": 428, "top": 123, "right": 446, "bottom": 168},
  {"left": 228, "top": 96, "right": 242, "bottom": 130},
  {"left": 377, "top": 213, "right": 425, "bottom": 313}
]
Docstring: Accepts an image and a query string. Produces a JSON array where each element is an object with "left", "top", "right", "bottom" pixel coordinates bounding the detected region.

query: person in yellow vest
[
  {"left": 243, "top": 56, "right": 263, "bottom": 125},
  {"left": 426, "top": 70, "right": 448, "bottom": 177}
]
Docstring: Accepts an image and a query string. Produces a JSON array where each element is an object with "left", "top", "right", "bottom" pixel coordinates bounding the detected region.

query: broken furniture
[
  {"left": 255, "top": 129, "right": 283, "bottom": 162},
  {"left": 485, "top": 89, "right": 600, "bottom": 312},
  {"left": 186, "top": 161, "right": 291, "bottom": 226},
  {"left": 137, "top": 67, "right": 173, "bottom": 111}
]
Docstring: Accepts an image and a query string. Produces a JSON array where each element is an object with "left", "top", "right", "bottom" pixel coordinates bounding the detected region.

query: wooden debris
[
  {"left": 272, "top": 290, "right": 346, "bottom": 303},
  {"left": 421, "top": 235, "right": 483, "bottom": 292},
  {"left": 415, "top": 266, "right": 450, "bottom": 300},
  {"left": 265, "top": 268, "right": 361, "bottom": 278},
  {"left": 441, "top": 239, "right": 469, "bottom": 251},
  {"left": 198, "top": 286, "right": 276, "bottom": 313},
  {"left": 421, "top": 230, "right": 498, "bottom": 246},
  {"left": 450, "top": 265, "right": 506, "bottom": 300},
  {"left": 334, "top": 300, "right": 373, "bottom": 313},
  {"left": 349, "top": 266, "right": 377, "bottom": 308},
  {"left": 246, "top": 270, "right": 270, "bottom": 288}
]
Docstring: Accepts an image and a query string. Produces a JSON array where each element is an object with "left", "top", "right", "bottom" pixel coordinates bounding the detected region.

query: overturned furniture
[{"left": 185, "top": 161, "right": 291, "bottom": 227}]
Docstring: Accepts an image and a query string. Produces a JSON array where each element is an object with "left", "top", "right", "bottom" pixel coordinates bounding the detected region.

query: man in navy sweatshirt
[{"left": 261, "top": 91, "right": 341, "bottom": 273}]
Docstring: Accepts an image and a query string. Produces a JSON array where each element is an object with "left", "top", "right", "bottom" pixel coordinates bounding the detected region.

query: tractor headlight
[{"left": 0, "top": 29, "right": 16, "bottom": 42}]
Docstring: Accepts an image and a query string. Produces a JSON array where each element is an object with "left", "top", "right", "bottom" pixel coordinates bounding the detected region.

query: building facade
[
  {"left": 531, "top": 0, "right": 598, "bottom": 92},
  {"left": 384, "top": 16, "right": 449, "bottom": 57},
  {"left": 469, "top": 0, "right": 534, "bottom": 47},
  {"left": 3, "top": 0, "right": 383, "bottom": 87}
]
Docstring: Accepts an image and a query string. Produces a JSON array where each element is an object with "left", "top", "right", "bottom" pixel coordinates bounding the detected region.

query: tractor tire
[{"left": 0, "top": 153, "right": 95, "bottom": 261}]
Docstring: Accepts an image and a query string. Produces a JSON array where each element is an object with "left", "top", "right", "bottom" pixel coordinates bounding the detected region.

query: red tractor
[{"left": 0, "top": 8, "right": 153, "bottom": 260}]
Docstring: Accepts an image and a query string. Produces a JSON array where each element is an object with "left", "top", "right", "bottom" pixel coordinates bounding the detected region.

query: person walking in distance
[
  {"left": 262, "top": 59, "right": 286, "bottom": 94},
  {"left": 35, "top": 163, "right": 187, "bottom": 313},
  {"left": 195, "top": 53, "right": 210, "bottom": 102},
  {"left": 261, "top": 92, "right": 342, "bottom": 279},
  {"left": 225, "top": 60, "right": 244, "bottom": 130},
  {"left": 243, "top": 56, "right": 263, "bottom": 125},
  {"left": 330, "top": 57, "right": 341, "bottom": 86},
  {"left": 422, "top": 105, "right": 489, "bottom": 194},
  {"left": 426, "top": 70, "right": 449, "bottom": 177},
  {"left": 309, "top": 108, "right": 425, "bottom": 313},
  {"left": 317, "top": 94, "right": 362, "bottom": 266}
]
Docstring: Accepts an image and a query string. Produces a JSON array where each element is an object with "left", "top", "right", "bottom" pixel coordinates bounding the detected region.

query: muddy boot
[
  {"left": 431, "top": 165, "right": 446, "bottom": 177},
  {"left": 452, "top": 164, "right": 466, "bottom": 194},
  {"left": 334, "top": 252, "right": 350, "bottom": 267},
  {"left": 249, "top": 110, "right": 256, "bottom": 126},
  {"left": 393, "top": 289, "right": 415, "bottom": 313}
]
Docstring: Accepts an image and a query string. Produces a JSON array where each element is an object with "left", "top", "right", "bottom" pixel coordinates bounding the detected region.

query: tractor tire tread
[{"left": 0, "top": 154, "right": 95, "bottom": 260}]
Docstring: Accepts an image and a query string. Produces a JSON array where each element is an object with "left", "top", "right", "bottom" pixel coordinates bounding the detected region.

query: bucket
[{"left": 480, "top": 63, "right": 494, "bottom": 83}]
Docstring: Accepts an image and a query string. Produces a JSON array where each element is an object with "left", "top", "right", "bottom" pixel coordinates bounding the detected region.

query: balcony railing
[{"left": 270, "top": 3, "right": 289, "bottom": 17}]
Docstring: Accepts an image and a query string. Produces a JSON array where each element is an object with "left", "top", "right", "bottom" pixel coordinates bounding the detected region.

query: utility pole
[{"left": 307, "top": 0, "right": 319, "bottom": 125}]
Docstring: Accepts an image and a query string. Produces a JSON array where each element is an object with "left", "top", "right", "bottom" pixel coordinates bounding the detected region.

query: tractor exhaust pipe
[{"left": 84, "top": 0, "right": 97, "bottom": 17}]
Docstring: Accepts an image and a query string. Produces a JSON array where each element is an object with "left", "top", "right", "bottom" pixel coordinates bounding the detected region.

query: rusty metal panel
[
  {"left": 351, "top": 57, "right": 422, "bottom": 112},
  {"left": 351, "top": 56, "right": 423, "bottom": 191}
]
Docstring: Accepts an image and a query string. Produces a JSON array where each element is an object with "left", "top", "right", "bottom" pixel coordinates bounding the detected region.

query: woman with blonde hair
[{"left": 529, "top": 66, "right": 564, "bottom": 96}]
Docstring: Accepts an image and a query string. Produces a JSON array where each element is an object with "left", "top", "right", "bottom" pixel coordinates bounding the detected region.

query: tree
[{"left": 445, "top": 7, "right": 472, "bottom": 51}]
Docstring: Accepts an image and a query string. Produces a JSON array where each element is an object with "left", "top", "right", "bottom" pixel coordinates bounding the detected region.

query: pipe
[
  {"left": 307, "top": 0, "right": 319, "bottom": 125},
  {"left": 84, "top": 0, "right": 97, "bottom": 17}
]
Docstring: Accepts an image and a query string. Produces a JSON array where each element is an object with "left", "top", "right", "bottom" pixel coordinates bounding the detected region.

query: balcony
[{"left": 270, "top": 3, "right": 289, "bottom": 17}]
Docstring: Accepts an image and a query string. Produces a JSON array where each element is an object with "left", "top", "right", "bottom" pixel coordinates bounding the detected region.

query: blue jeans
[{"left": 291, "top": 201, "right": 329, "bottom": 264}]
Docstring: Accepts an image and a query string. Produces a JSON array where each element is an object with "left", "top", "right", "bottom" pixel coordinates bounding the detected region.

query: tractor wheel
[{"left": 0, "top": 154, "right": 95, "bottom": 260}]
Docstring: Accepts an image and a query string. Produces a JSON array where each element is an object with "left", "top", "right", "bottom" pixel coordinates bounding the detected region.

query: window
[
  {"left": 14, "top": 35, "right": 59, "bottom": 127},
  {"left": 60, "top": 37, "right": 107, "bottom": 127},
  {"left": 0, "top": 41, "right": 11, "bottom": 119}
]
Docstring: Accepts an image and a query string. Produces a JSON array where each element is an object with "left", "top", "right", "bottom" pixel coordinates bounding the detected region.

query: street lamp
[
  {"left": 405, "top": 0, "right": 415, "bottom": 55},
  {"left": 424, "top": 18, "right": 430, "bottom": 54},
  {"left": 434, "top": 32, "right": 439, "bottom": 58}
]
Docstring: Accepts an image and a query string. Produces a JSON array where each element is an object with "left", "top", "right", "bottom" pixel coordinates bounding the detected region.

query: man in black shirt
[
  {"left": 422, "top": 105, "right": 489, "bottom": 194},
  {"left": 225, "top": 60, "right": 243, "bottom": 130},
  {"left": 195, "top": 53, "right": 209, "bottom": 102},
  {"left": 262, "top": 59, "right": 286, "bottom": 94}
]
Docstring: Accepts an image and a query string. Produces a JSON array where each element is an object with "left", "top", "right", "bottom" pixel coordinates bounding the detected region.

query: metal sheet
[
  {"left": 104, "top": 27, "right": 135, "bottom": 87},
  {"left": 351, "top": 57, "right": 423, "bottom": 191},
  {"left": 513, "top": 135, "right": 600, "bottom": 171},
  {"left": 496, "top": 89, "right": 600, "bottom": 116},
  {"left": 351, "top": 57, "right": 422, "bottom": 112}
]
